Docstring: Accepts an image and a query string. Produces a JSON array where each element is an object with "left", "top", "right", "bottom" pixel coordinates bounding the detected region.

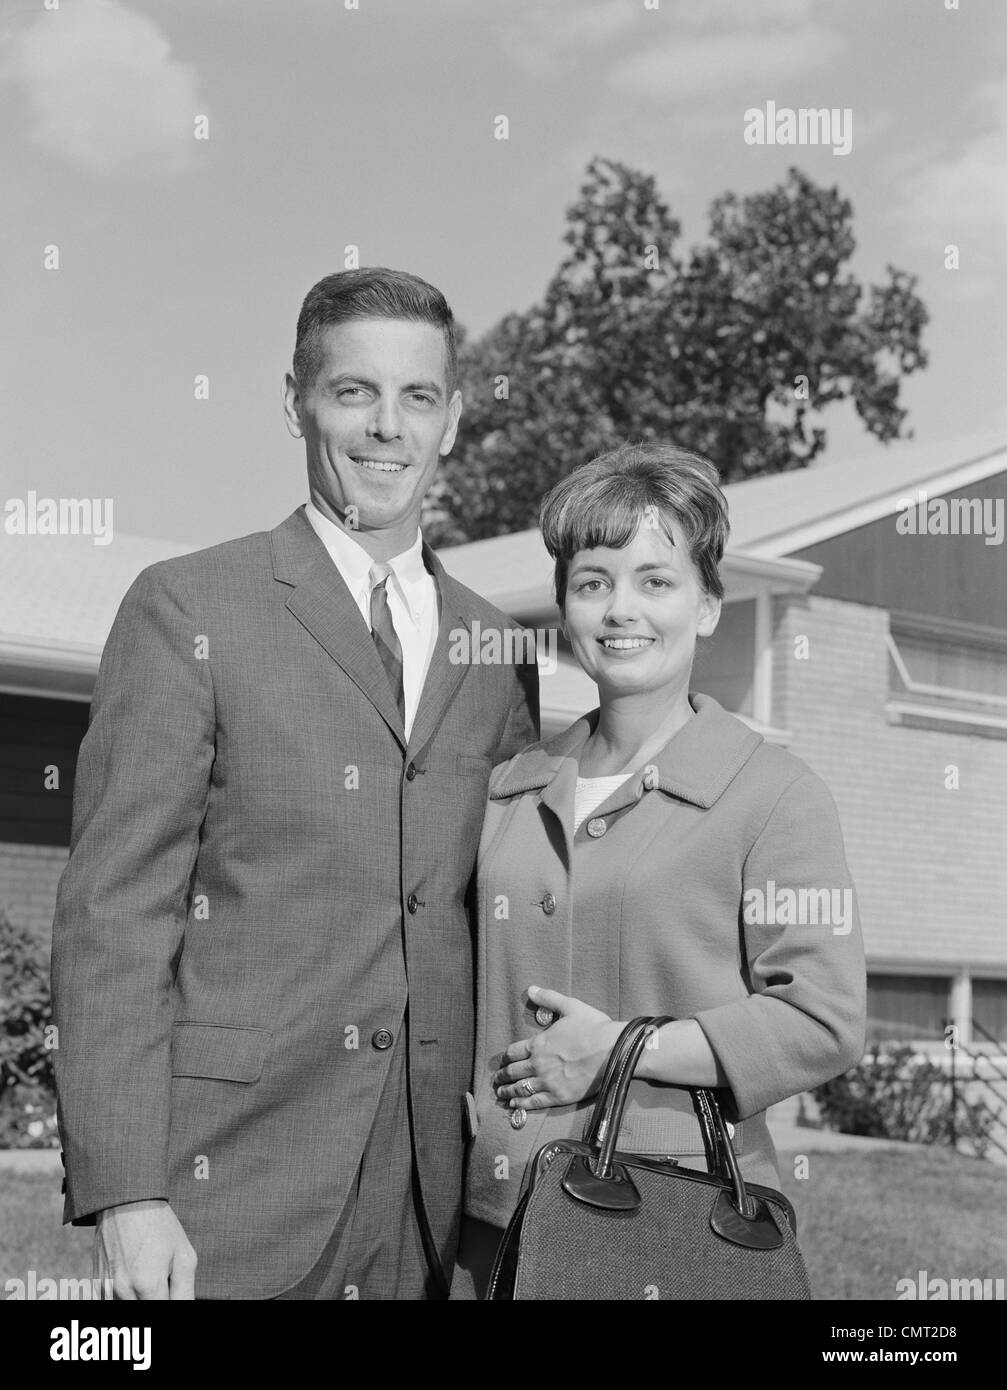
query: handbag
[{"left": 487, "top": 1016, "right": 812, "bottom": 1300}]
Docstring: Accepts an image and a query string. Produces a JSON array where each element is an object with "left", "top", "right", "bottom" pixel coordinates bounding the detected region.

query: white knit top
[{"left": 573, "top": 774, "right": 633, "bottom": 831}]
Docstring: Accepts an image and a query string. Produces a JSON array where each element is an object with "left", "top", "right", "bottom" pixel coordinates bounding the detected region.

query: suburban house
[{"left": 2, "top": 433, "right": 1005, "bottom": 1056}]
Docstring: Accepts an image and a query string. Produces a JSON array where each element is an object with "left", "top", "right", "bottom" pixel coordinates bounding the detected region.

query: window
[
  {"left": 972, "top": 980, "right": 1007, "bottom": 1046},
  {"left": 887, "top": 614, "right": 1007, "bottom": 736},
  {"left": 0, "top": 693, "right": 88, "bottom": 846},
  {"left": 867, "top": 974, "right": 950, "bottom": 1043}
]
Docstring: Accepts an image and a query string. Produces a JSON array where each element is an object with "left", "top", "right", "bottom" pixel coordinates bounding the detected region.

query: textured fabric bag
[{"left": 488, "top": 1017, "right": 812, "bottom": 1300}]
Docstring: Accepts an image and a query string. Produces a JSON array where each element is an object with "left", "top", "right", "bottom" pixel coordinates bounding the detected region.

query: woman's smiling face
[{"left": 563, "top": 517, "right": 721, "bottom": 700}]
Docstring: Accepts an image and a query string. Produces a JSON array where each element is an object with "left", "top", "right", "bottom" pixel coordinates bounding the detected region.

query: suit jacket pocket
[
  {"left": 171, "top": 1022, "right": 271, "bottom": 1083},
  {"left": 456, "top": 754, "right": 492, "bottom": 775}
]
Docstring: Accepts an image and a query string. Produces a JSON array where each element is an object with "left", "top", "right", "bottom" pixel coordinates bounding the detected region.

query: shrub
[
  {"left": 813, "top": 1043, "right": 997, "bottom": 1159},
  {"left": 0, "top": 909, "right": 59, "bottom": 1148}
]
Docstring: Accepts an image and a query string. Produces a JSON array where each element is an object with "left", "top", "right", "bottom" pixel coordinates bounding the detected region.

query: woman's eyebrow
[{"left": 569, "top": 559, "right": 676, "bottom": 577}]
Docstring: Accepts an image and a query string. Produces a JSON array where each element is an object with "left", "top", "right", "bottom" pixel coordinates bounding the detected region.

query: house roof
[
  {"left": 725, "top": 431, "right": 1007, "bottom": 558},
  {"left": 0, "top": 531, "right": 196, "bottom": 696},
  {"left": 1, "top": 532, "right": 195, "bottom": 653}
]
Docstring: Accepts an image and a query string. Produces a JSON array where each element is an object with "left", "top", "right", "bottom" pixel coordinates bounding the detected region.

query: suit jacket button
[
  {"left": 372, "top": 1029, "right": 394, "bottom": 1050},
  {"left": 586, "top": 817, "right": 607, "bottom": 838},
  {"left": 535, "top": 1007, "right": 556, "bottom": 1027},
  {"left": 407, "top": 892, "right": 419, "bottom": 914},
  {"left": 406, "top": 763, "right": 417, "bottom": 781},
  {"left": 541, "top": 892, "right": 557, "bottom": 915},
  {"left": 510, "top": 1107, "right": 527, "bottom": 1129}
]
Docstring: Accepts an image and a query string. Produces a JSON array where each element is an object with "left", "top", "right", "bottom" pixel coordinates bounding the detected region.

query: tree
[{"left": 426, "top": 158, "right": 928, "bottom": 544}]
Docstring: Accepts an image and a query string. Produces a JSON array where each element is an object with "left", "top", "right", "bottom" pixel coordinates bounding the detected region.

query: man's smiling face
[{"left": 283, "top": 317, "right": 461, "bottom": 555}]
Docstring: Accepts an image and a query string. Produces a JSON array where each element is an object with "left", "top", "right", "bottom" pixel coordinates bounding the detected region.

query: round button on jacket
[
  {"left": 586, "top": 817, "right": 607, "bottom": 838},
  {"left": 406, "top": 893, "right": 419, "bottom": 914},
  {"left": 534, "top": 1007, "right": 556, "bottom": 1027},
  {"left": 541, "top": 892, "right": 557, "bottom": 915},
  {"left": 509, "top": 1107, "right": 527, "bottom": 1129},
  {"left": 405, "top": 764, "right": 417, "bottom": 781},
  {"left": 371, "top": 1029, "right": 394, "bottom": 1050}
]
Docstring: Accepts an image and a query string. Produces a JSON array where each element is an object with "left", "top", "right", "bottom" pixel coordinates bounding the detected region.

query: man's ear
[
  {"left": 439, "top": 389, "right": 463, "bottom": 456},
  {"left": 282, "top": 372, "right": 304, "bottom": 439},
  {"left": 697, "top": 592, "right": 721, "bottom": 638}
]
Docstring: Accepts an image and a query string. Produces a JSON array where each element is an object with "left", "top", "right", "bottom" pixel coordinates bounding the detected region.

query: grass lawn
[
  {"left": 2, "top": 1144, "right": 1005, "bottom": 1299},
  {"left": 779, "top": 1145, "right": 1007, "bottom": 1299},
  {"left": 1, "top": 1171, "right": 93, "bottom": 1293}
]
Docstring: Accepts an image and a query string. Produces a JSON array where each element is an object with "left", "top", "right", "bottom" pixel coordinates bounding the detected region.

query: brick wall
[
  {"left": 0, "top": 841, "right": 67, "bottom": 956},
  {"left": 772, "top": 594, "right": 1007, "bottom": 974}
]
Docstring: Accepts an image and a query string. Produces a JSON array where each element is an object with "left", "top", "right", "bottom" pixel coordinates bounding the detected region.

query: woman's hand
[{"left": 493, "top": 987, "right": 624, "bottom": 1110}]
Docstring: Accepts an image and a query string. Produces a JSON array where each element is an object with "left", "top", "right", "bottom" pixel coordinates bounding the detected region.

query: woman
[{"left": 450, "top": 442, "right": 867, "bottom": 1299}]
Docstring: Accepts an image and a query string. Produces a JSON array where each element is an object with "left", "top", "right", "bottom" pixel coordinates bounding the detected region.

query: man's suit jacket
[{"left": 49, "top": 505, "right": 539, "bottom": 1298}]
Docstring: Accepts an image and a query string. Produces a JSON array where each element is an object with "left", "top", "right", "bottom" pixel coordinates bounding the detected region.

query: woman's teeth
[{"left": 600, "top": 637, "right": 654, "bottom": 649}]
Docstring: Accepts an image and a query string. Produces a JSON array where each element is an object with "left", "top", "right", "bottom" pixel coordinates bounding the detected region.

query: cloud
[
  {"left": 500, "top": 0, "right": 642, "bottom": 76},
  {"left": 501, "top": 0, "right": 842, "bottom": 92},
  {"left": 889, "top": 81, "right": 1007, "bottom": 287},
  {"left": 4, "top": 0, "right": 205, "bottom": 178},
  {"left": 608, "top": 6, "right": 845, "bottom": 105}
]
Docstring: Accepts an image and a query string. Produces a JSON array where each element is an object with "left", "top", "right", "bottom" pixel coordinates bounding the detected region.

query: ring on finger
[{"left": 520, "top": 1078, "right": 535, "bottom": 1098}]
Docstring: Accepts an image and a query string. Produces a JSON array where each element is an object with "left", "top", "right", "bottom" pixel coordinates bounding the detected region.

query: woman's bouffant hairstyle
[{"left": 539, "top": 442, "right": 729, "bottom": 611}]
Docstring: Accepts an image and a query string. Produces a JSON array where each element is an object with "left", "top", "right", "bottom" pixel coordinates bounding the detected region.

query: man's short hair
[
  {"left": 540, "top": 441, "right": 730, "bottom": 610},
  {"left": 292, "top": 267, "right": 458, "bottom": 393}
]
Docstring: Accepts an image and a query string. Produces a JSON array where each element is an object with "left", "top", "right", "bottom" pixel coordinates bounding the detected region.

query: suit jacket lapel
[
  {"left": 271, "top": 507, "right": 407, "bottom": 745},
  {"left": 271, "top": 508, "right": 478, "bottom": 757}
]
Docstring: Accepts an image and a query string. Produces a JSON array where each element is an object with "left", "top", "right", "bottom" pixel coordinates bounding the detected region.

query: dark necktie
[{"left": 368, "top": 561, "right": 405, "bottom": 720}]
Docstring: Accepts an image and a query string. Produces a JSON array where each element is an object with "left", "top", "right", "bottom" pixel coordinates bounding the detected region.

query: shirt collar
[
  {"left": 489, "top": 693, "right": 764, "bottom": 811},
  {"left": 304, "top": 499, "right": 431, "bottom": 622}
]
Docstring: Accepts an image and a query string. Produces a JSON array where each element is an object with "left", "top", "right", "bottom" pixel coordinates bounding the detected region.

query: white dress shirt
[
  {"left": 304, "top": 500, "right": 439, "bottom": 739},
  {"left": 573, "top": 774, "right": 632, "bottom": 831}
]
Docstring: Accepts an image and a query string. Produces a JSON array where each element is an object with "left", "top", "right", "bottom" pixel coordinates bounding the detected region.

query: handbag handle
[
  {"left": 583, "top": 1014, "right": 653, "bottom": 1152},
  {"left": 580, "top": 1016, "right": 758, "bottom": 1220},
  {"left": 583, "top": 1016, "right": 660, "bottom": 1156}
]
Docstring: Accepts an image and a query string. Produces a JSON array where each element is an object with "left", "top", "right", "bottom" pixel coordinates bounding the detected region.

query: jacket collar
[
  {"left": 270, "top": 505, "right": 476, "bottom": 756},
  {"left": 490, "top": 692, "right": 763, "bottom": 814}
]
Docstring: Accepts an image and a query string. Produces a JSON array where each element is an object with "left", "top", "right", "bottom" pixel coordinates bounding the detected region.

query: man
[{"left": 50, "top": 268, "right": 539, "bottom": 1299}]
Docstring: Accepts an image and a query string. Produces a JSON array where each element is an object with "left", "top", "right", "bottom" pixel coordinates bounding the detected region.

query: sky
[{"left": 1, "top": 0, "right": 1005, "bottom": 546}]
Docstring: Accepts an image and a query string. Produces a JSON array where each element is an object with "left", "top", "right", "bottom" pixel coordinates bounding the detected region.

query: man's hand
[
  {"left": 492, "top": 986, "right": 623, "bottom": 1109},
  {"left": 95, "top": 1200, "right": 197, "bottom": 1300}
]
